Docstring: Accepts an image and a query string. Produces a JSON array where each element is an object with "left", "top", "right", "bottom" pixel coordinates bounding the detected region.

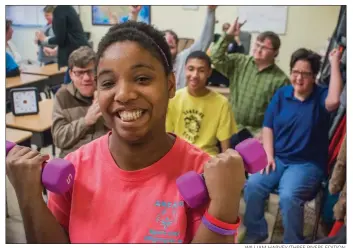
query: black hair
[
  {"left": 290, "top": 48, "right": 322, "bottom": 75},
  {"left": 96, "top": 21, "right": 173, "bottom": 75},
  {"left": 185, "top": 51, "right": 212, "bottom": 68},
  {"left": 163, "top": 29, "right": 179, "bottom": 45}
]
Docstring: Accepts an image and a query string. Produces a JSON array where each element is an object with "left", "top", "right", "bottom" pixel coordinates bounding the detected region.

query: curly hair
[{"left": 96, "top": 21, "right": 173, "bottom": 76}]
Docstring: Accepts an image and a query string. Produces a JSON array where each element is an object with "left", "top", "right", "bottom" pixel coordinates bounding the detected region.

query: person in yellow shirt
[{"left": 166, "top": 51, "right": 237, "bottom": 156}]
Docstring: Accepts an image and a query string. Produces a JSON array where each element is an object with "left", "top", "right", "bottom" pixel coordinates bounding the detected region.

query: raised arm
[
  {"left": 325, "top": 48, "right": 343, "bottom": 112},
  {"left": 210, "top": 17, "right": 246, "bottom": 78},
  {"left": 180, "top": 6, "right": 217, "bottom": 57}
]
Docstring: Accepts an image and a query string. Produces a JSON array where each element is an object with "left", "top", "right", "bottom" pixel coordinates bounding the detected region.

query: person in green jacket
[{"left": 210, "top": 17, "right": 289, "bottom": 145}]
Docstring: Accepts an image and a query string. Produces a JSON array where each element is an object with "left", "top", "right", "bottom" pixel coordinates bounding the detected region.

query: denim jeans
[{"left": 243, "top": 157, "right": 324, "bottom": 243}]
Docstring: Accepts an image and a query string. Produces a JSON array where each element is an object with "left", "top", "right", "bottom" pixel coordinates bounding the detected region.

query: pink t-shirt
[{"left": 48, "top": 132, "right": 210, "bottom": 243}]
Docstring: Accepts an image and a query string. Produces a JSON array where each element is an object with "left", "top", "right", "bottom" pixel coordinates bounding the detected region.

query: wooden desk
[
  {"left": 207, "top": 86, "right": 230, "bottom": 98},
  {"left": 21, "top": 64, "right": 67, "bottom": 98},
  {"left": 21, "top": 64, "right": 67, "bottom": 77},
  {"left": 6, "top": 99, "right": 55, "bottom": 156},
  {"left": 6, "top": 99, "right": 53, "bottom": 132},
  {"left": 6, "top": 128, "right": 33, "bottom": 144},
  {"left": 6, "top": 74, "right": 49, "bottom": 89}
]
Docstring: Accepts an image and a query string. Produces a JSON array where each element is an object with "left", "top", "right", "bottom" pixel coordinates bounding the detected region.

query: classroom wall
[
  {"left": 11, "top": 26, "right": 40, "bottom": 62},
  {"left": 11, "top": 5, "right": 340, "bottom": 75}
]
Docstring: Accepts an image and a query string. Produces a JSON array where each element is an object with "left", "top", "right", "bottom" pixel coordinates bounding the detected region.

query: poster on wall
[{"left": 92, "top": 6, "right": 150, "bottom": 25}]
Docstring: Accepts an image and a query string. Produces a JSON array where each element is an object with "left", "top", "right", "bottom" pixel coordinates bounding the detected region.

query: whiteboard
[
  {"left": 237, "top": 6, "right": 288, "bottom": 35},
  {"left": 6, "top": 6, "right": 80, "bottom": 27}
]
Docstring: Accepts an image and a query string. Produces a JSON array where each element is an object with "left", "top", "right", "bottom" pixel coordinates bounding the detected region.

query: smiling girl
[{"left": 6, "top": 22, "right": 245, "bottom": 243}]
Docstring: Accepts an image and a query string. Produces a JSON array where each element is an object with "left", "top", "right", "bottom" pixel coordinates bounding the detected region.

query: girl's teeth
[{"left": 119, "top": 110, "right": 143, "bottom": 121}]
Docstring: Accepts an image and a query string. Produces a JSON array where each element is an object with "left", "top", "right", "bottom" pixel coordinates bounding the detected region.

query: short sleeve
[
  {"left": 263, "top": 89, "right": 281, "bottom": 129},
  {"left": 318, "top": 85, "right": 329, "bottom": 111},
  {"left": 166, "top": 99, "right": 175, "bottom": 133},
  {"left": 216, "top": 101, "right": 238, "bottom": 141},
  {"left": 47, "top": 152, "right": 77, "bottom": 231}
]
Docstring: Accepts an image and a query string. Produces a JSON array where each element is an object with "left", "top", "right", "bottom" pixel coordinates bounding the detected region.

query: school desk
[
  {"left": 6, "top": 99, "right": 55, "bottom": 156},
  {"left": 21, "top": 64, "right": 67, "bottom": 98}
]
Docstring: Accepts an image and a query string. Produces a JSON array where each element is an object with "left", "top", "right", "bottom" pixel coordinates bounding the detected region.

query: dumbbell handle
[
  {"left": 6, "top": 140, "right": 48, "bottom": 166},
  {"left": 176, "top": 138, "right": 267, "bottom": 209},
  {"left": 6, "top": 140, "right": 74, "bottom": 194}
]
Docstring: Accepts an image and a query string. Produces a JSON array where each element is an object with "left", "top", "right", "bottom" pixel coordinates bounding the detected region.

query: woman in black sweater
[{"left": 37, "top": 5, "right": 88, "bottom": 84}]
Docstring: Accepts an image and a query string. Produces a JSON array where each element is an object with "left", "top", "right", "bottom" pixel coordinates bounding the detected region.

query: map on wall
[{"left": 92, "top": 6, "right": 150, "bottom": 25}]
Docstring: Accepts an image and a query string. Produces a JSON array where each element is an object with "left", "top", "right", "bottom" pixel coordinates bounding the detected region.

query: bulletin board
[{"left": 237, "top": 6, "right": 288, "bottom": 35}]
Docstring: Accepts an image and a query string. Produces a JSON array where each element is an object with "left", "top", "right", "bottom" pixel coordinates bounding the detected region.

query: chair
[{"left": 269, "top": 181, "right": 327, "bottom": 243}]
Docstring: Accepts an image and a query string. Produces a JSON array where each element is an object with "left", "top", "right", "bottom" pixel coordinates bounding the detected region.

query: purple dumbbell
[
  {"left": 6, "top": 140, "right": 75, "bottom": 195},
  {"left": 176, "top": 138, "right": 267, "bottom": 208}
]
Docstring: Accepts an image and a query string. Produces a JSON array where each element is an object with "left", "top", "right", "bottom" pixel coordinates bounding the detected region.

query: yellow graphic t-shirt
[{"left": 166, "top": 88, "right": 238, "bottom": 156}]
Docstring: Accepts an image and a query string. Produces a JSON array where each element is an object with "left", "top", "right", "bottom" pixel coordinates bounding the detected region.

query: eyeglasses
[
  {"left": 254, "top": 42, "right": 274, "bottom": 51},
  {"left": 71, "top": 68, "right": 95, "bottom": 78},
  {"left": 291, "top": 70, "right": 313, "bottom": 79}
]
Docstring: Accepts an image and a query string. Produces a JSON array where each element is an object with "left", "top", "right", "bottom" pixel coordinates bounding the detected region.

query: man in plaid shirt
[{"left": 210, "top": 17, "right": 289, "bottom": 143}]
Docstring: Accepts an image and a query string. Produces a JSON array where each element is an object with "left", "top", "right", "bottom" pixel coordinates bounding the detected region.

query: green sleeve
[{"left": 210, "top": 33, "right": 245, "bottom": 79}]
